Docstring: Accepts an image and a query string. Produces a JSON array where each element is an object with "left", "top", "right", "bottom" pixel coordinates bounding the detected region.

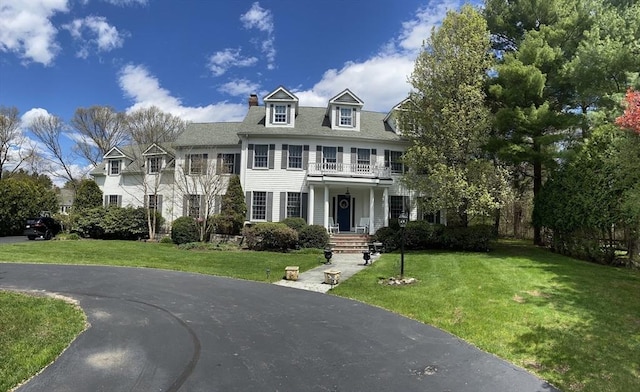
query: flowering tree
[{"left": 616, "top": 89, "right": 640, "bottom": 134}]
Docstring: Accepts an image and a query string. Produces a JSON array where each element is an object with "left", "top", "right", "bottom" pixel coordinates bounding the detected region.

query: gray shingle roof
[
  {"left": 174, "top": 122, "right": 242, "bottom": 147},
  {"left": 238, "top": 106, "right": 406, "bottom": 143}
]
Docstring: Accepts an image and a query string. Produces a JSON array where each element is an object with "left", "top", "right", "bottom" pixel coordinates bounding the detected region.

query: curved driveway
[{"left": 0, "top": 263, "right": 558, "bottom": 392}]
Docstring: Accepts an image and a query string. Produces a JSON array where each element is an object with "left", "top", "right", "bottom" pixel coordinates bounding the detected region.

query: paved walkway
[{"left": 273, "top": 252, "right": 377, "bottom": 293}]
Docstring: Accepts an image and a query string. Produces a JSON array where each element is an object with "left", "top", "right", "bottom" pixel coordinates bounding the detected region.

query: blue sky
[{"left": 0, "top": 0, "right": 473, "bottom": 181}]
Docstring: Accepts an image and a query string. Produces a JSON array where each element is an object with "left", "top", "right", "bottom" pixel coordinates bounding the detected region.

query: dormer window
[
  {"left": 147, "top": 157, "right": 161, "bottom": 174},
  {"left": 339, "top": 107, "right": 354, "bottom": 127},
  {"left": 109, "top": 160, "right": 121, "bottom": 175},
  {"left": 273, "top": 104, "right": 288, "bottom": 124}
]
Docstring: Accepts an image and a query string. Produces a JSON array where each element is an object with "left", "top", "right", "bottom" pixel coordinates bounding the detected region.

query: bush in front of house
[
  {"left": 75, "top": 207, "right": 106, "bottom": 238},
  {"left": 373, "top": 223, "right": 494, "bottom": 252},
  {"left": 171, "top": 216, "right": 200, "bottom": 245},
  {"left": 243, "top": 222, "right": 298, "bottom": 252},
  {"left": 281, "top": 217, "right": 307, "bottom": 232},
  {"left": 441, "top": 224, "right": 496, "bottom": 251},
  {"left": 298, "top": 224, "right": 329, "bottom": 249}
]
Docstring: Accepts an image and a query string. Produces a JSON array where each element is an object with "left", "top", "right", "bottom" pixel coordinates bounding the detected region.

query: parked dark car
[{"left": 24, "top": 217, "right": 61, "bottom": 240}]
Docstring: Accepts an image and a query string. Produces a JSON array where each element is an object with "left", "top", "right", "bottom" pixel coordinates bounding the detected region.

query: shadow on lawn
[{"left": 495, "top": 243, "right": 640, "bottom": 391}]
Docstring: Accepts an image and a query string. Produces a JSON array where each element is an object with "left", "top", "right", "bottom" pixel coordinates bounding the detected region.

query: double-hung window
[
  {"left": 252, "top": 191, "right": 267, "bottom": 220},
  {"left": 288, "top": 145, "right": 302, "bottom": 169},
  {"left": 108, "top": 195, "right": 119, "bottom": 206},
  {"left": 254, "top": 145, "right": 268, "bottom": 168},
  {"left": 147, "top": 194, "right": 159, "bottom": 211},
  {"left": 109, "top": 160, "right": 120, "bottom": 175},
  {"left": 287, "top": 192, "right": 301, "bottom": 218},
  {"left": 188, "top": 154, "right": 207, "bottom": 175},
  {"left": 147, "top": 157, "right": 161, "bottom": 174},
  {"left": 357, "top": 149, "right": 370, "bottom": 172},
  {"left": 322, "top": 146, "right": 337, "bottom": 170},
  {"left": 273, "top": 105, "right": 287, "bottom": 124},
  {"left": 390, "top": 151, "right": 404, "bottom": 174},
  {"left": 339, "top": 107, "right": 353, "bottom": 126},
  {"left": 389, "top": 196, "right": 409, "bottom": 219},
  {"left": 188, "top": 194, "right": 201, "bottom": 218},
  {"left": 219, "top": 153, "right": 235, "bottom": 174}
]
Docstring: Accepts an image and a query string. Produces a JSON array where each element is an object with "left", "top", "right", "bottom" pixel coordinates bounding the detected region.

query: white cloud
[
  {"left": 21, "top": 108, "right": 54, "bottom": 127},
  {"left": 218, "top": 79, "right": 261, "bottom": 97},
  {"left": 118, "top": 64, "right": 247, "bottom": 122},
  {"left": 240, "top": 2, "right": 276, "bottom": 70},
  {"left": 102, "top": 0, "right": 148, "bottom": 6},
  {"left": 63, "top": 16, "right": 126, "bottom": 58},
  {"left": 0, "top": 0, "right": 69, "bottom": 65},
  {"left": 208, "top": 48, "right": 258, "bottom": 77},
  {"left": 292, "top": 1, "right": 462, "bottom": 112}
]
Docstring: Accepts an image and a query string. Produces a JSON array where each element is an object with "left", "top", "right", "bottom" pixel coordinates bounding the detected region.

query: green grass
[
  {"left": 0, "top": 239, "right": 324, "bottom": 282},
  {"left": 331, "top": 241, "right": 640, "bottom": 392},
  {"left": 0, "top": 291, "right": 85, "bottom": 392}
]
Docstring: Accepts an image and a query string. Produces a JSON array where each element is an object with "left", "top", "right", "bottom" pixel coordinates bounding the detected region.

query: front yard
[{"left": 1, "top": 239, "right": 639, "bottom": 392}]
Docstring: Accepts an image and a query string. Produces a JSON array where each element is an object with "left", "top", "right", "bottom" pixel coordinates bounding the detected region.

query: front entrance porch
[{"left": 328, "top": 233, "right": 371, "bottom": 254}]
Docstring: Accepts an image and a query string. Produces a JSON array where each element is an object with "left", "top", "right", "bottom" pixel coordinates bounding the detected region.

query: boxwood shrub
[
  {"left": 243, "top": 222, "right": 298, "bottom": 252},
  {"left": 373, "top": 223, "right": 495, "bottom": 252},
  {"left": 298, "top": 224, "right": 329, "bottom": 249},
  {"left": 171, "top": 216, "right": 200, "bottom": 245}
]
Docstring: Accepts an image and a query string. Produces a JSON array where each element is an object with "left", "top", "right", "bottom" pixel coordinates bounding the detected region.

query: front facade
[{"left": 92, "top": 86, "right": 444, "bottom": 234}]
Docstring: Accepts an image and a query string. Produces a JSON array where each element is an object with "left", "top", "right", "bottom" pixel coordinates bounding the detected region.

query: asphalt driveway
[{"left": 0, "top": 263, "right": 558, "bottom": 392}]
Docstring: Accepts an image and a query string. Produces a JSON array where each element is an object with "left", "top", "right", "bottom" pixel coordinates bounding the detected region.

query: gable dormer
[
  {"left": 327, "top": 89, "right": 364, "bottom": 131},
  {"left": 263, "top": 86, "right": 298, "bottom": 128},
  {"left": 103, "top": 147, "right": 130, "bottom": 176},
  {"left": 142, "top": 144, "right": 174, "bottom": 174},
  {"left": 384, "top": 98, "right": 411, "bottom": 135}
]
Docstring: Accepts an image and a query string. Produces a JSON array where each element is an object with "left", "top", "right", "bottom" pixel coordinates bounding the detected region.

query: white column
[
  {"left": 369, "top": 187, "right": 375, "bottom": 233},
  {"left": 383, "top": 187, "right": 389, "bottom": 228},
  {"left": 308, "top": 185, "right": 315, "bottom": 225},
  {"left": 324, "top": 185, "right": 330, "bottom": 229}
]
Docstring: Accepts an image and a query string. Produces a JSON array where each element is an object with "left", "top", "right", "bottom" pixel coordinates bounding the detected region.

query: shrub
[
  {"left": 75, "top": 207, "right": 106, "bottom": 238},
  {"left": 101, "top": 207, "right": 150, "bottom": 240},
  {"left": 403, "top": 221, "right": 445, "bottom": 250},
  {"left": 216, "top": 175, "right": 247, "bottom": 235},
  {"left": 243, "top": 222, "right": 298, "bottom": 252},
  {"left": 298, "top": 224, "right": 329, "bottom": 249},
  {"left": 159, "top": 236, "right": 173, "bottom": 244},
  {"left": 171, "top": 217, "right": 200, "bottom": 245},
  {"left": 282, "top": 217, "right": 307, "bottom": 232},
  {"left": 442, "top": 224, "right": 496, "bottom": 251}
]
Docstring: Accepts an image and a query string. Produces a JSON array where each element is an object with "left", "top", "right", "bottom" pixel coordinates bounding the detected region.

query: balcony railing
[{"left": 307, "top": 162, "right": 392, "bottom": 178}]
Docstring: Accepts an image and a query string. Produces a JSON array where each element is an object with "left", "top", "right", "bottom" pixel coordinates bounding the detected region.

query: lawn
[
  {"left": 0, "top": 239, "right": 323, "bottom": 282},
  {"left": 331, "top": 241, "right": 640, "bottom": 392},
  {"left": 0, "top": 291, "right": 85, "bottom": 392},
  {"left": 1, "top": 239, "right": 639, "bottom": 392}
]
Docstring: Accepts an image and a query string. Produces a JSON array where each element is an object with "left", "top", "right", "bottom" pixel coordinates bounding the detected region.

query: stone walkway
[{"left": 273, "top": 252, "right": 377, "bottom": 293}]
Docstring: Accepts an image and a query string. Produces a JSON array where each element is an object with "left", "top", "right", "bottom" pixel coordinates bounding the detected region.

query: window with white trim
[
  {"left": 287, "top": 192, "right": 301, "bottom": 218},
  {"left": 273, "top": 104, "right": 287, "bottom": 124},
  {"left": 147, "top": 194, "right": 159, "bottom": 211},
  {"left": 288, "top": 145, "right": 302, "bottom": 169},
  {"left": 252, "top": 191, "right": 267, "bottom": 220},
  {"left": 188, "top": 194, "right": 201, "bottom": 218},
  {"left": 389, "top": 196, "right": 408, "bottom": 219},
  {"left": 219, "top": 153, "right": 235, "bottom": 174},
  {"left": 339, "top": 107, "right": 353, "bottom": 126},
  {"left": 147, "top": 157, "right": 161, "bottom": 174},
  {"left": 188, "top": 154, "right": 207, "bottom": 175},
  {"left": 109, "top": 160, "right": 121, "bottom": 175},
  {"left": 108, "top": 195, "right": 119, "bottom": 206},
  {"left": 254, "top": 145, "right": 268, "bottom": 168},
  {"left": 390, "top": 151, "right": 404, "bottom": 174},
  {"left": 357, "top": 149, "right": 370, "bottom": 171}
]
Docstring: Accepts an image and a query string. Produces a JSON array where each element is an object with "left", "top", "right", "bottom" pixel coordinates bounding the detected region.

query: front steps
[{"left": 329, "top": 233, "right": 371, "bottom": 254}]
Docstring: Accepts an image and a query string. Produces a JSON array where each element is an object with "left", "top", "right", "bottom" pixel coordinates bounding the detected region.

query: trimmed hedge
[
  {"left": 298, "top": 224, "right": 330, "bottom": 249},
  {"left": 373, "top": 223, "right": 495, "bottom": 252},
  {"left": 281, "top": 217, "right": 307, "bottom": 232},
  {"left": 243, "top": 222, "right": 298, "bottom": 252},
  {"left": 74, "top": 206, "right": 163, "bottom": 240},
  {"left": 171, "top": 217, "right": 200, "bottom": 245}
]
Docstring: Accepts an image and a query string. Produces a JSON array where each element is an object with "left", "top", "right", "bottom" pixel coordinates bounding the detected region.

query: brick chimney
[{"left": 248, "top": 94, "right": 259, "bottom": 107}]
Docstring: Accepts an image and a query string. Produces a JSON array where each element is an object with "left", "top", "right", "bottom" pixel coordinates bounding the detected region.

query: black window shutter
[
  {"left": 316, "top": 145, "right": 322, "bottom": 163},
  {"left": 104, "top": 195, "right": 108, "bottom": 207},
  {"left": 266, "top": 192, "right": 273, "bottom": 222},
  {"left": 185, "top": 154, "right": 191, "bottom": 174},
  {"left": 247, "top": 144, "right": 254, "bottom": 169},
  {"left": 384, "top": 150, "right": 390, "bottom": 167},
  {"left": 234, "top": 153, "right": 241, "bottom": 174},
  {"left": 337, "top": 146, "right": 343, "bottom": 164},
  {"left": 371, "top": 149, "right": 377, "bottom": 165},
  {"left": 268, "top": 144, "right": 275, "bottom": 169},
  {"left": 157, "top": 195, "right": 163, "bottom": 215},
  {"left": 183, "top": 195, "right": 188, "bottom": 216},
  {"left": 303, "top": 145, "right": 309, "bottom": 170},
  {"left": 216, "top": 153, "right": 222, "bottom": 174},
  {"left": 202, "top": 153, "right": 209, "bottom": 175},
  {"left": 280, "top": 192, "right": 286, "bottom": 220},
  {"left": 281, "top": 144, "right": 288, "bottom": 169},
  {"left": 245, "top": 192, "right": 251, "bottom": 220},
  {"left": 117, "top": 195, "right": 122, "bottom": 207},
  {"left": 351, "top": 147, "right": 356, "bottom": 166},
  {"left": 301, "top": 193, "right": 308, "bottom": 220}
]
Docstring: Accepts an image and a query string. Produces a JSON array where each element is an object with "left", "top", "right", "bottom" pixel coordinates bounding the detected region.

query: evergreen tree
[
  {"left": 216, "top": 175, "right": 247, "bottom": 235},
  {"left": 73, "top": 179, "right": 103, "bottom": 211}
]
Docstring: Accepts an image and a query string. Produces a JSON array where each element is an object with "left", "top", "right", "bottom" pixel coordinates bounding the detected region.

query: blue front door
[{"left": 337, "top": 194, "right": 351, "bottom": 232}]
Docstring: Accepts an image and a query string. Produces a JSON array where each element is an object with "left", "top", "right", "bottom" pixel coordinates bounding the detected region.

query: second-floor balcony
[{"left": 307, "top": 162, "right": 392, "bottom": 179}]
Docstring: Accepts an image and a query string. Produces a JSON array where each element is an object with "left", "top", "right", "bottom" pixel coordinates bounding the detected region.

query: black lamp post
[{"left": 398, "top": 211, "right": 408, "bottom": 278}]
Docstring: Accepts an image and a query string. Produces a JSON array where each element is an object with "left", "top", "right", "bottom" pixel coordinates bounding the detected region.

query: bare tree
[
  {"left": 28, "top": 114, "right": 80, "bottom": 189},
  {"left": 175, "top": 150, "right": 227, "bottom": 242},
  {"left": 125, "top": 106, "right": 186, "bottom": 145},
  {"left": 71, "top": 106, "right": 128, "bottom": 165},
  {"left": 0, "top": 106, "right": 35, "bottom": 179}
]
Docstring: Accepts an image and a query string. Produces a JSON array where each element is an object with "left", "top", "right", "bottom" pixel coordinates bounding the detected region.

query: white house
[{"left": 92, "top": 86, "right": 444, "bottom": 234}]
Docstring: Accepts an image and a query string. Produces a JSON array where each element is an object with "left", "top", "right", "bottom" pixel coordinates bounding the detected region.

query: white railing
[{"left": 307, "top": 163, "right": 392, "bottom": 178}]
